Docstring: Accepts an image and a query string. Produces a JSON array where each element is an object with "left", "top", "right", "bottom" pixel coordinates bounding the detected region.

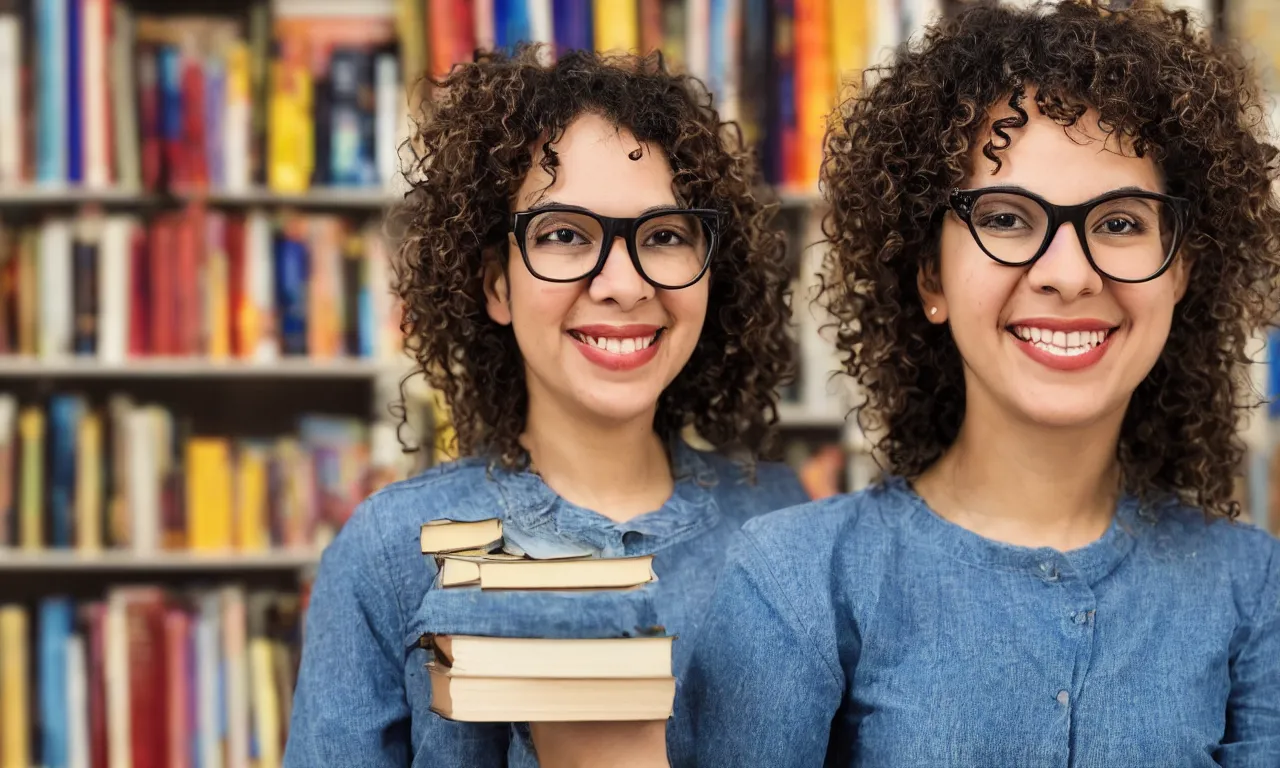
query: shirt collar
[
  {"left": 883, "top": 475, "right": 1138, "bottom": 585},
  {"left": 483, "top": 438, "right": 723, "bottom": 557}
]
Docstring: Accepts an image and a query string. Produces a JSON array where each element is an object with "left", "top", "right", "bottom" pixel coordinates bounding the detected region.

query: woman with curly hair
[
  {"left": 663, "top": 1, "right": 1280, "bottom": 765},
  {"left": 282, "top": 45, "right": 809, "bottom": 767}
]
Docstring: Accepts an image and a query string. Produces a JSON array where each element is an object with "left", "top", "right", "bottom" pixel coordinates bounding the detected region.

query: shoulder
[
  {"left": 320, "top": 458, "right": 503, "bottom": 581},
  {"left": 731, "top": 478, "right": 914, "bottom": 583},
  {"left": 689, "top": 448, "right": 810, "bottom": 517},
  {"left": 1129, "top": 500, "right": 1280, "bottom": 619}
]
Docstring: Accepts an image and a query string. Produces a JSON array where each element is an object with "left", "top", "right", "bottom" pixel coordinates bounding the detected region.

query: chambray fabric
[
  {"left": 282, "top": 440, "right": 808, "bottom": 768},
  {"left": 673, "top": 476, "right": 1280, "bottom": 768}
]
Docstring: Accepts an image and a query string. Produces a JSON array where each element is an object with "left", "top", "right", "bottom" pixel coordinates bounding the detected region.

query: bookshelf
[{"left": 0, "top": 0, "right": 1273, "bottom": 765}]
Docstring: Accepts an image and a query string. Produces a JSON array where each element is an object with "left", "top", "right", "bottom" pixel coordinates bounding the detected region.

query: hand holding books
[{"left": 416, "top": 518, "right": 677, "bottom": 723}]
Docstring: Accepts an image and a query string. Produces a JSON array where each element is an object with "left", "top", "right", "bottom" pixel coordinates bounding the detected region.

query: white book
[
  {"left": 66, "top": 633, "right": 90, "bottom": 768},
  {"left": 111, "top": 3, "right": 140, "bottom": 190},
  {"left": 246, "top": 210, "right": 279, "bottom": 362},
  {"left": 684, "top": 0, "right": 709, "bottom": 81},
  {"left": 105, "top": 594, "right": 132, "bottom": 768},
  {"left": 98, "top": 217, "right": 133, "bottom": 364},
  {"left": 222, "top": 587, "right": 250, "bottom": 768},
  {"left": 127, "top": 406, "right": 159, "bottom": 554},
  {"left": 473, "top": 0, "right": 495, "bottom": 51},
  {"left": 224, "top": 44, "right": 252, "bottom": 192},
  {"left": 83, "top": 0, "right": 111, "bottom": 188},
  {"left": 528, "top": 0, "right": 554, "bottom": 64},
  {"left": 197, "top": 591, "right": 224, "bottom": 768},
  {"left": 39, "top": 219, "right": 73, "bottom": 359},
  {"left": 375, "top": 53, "right": 400, "bottom": 190},
  {"left": 0, "top": 15, "right": 21, "bottom": 185}
]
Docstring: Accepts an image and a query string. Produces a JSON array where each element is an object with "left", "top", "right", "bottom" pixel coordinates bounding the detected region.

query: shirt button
[
  {"left": 1072, "top": 611, "right": 1087, "bottom": 624},
  {"left": 1056, "top": 690, "right": 1070, "bottom": 706}
]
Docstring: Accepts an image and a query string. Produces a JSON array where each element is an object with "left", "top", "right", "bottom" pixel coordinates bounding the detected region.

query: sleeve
[
  {"left": 669, "top": 528, "right": 844, "bottom": 768},
  {"left": 1218, "top": 540, "right": 1280, "bottom": 767},
  {"left": 283, "top": 499, "right": 412, "bottom": 767}
]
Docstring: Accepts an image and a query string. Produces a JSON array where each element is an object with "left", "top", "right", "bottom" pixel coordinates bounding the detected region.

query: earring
[{"left": 929, "top": 307, "right": 938, "bottom": 316}]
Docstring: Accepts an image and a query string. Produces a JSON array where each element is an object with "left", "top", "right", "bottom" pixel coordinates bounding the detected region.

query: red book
[
  {"left": 225, "top": 214, "right": 246, "bottom": 358},
  {"left": 148, "top": 217, "right": 173, "bottom": 356},
  {"left": 128, "top": 225, "right": 149, "bottom": 356},
  {"left": 84, "top": 602, "right": 109, "bottom": 768},
  {"left": 127, "top": 592, "right": 169, "bottom": 768}
]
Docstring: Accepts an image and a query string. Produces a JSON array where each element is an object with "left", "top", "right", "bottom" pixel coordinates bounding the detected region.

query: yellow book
[
  {"left": 207, "top": 231, "right": 231, "bottom": 360},
  {"left": 186, "top": 438, "right": 233, "bottom": 551},
  {"left": 0, "top": 605, "right": 30, "bottom": 768},
  {"left": 594, "top": 0, "right": 639, "bottom": 53},
  {"left": 235, "top": 445, "right": 269, "bottom": 551},
  {"left": 267, "top": 38, "right": 313, "bottom": 193},
  {"left": 830, "top": 0, "right": 870, "bottom": 101},
  {"left": 18, "top": 406, "right": 43, "bottom": 550},
  {"left": 76, "top": 411, "right": 103, "bottom": 551}
]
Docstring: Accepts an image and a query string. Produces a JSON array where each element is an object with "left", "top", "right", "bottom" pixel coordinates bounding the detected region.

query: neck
[
  {"left": 521, "top": 393, "right": 673, "bottom": 523},
  {"left": 915, "top": 395, "right": 1124, "bottom": 551}
]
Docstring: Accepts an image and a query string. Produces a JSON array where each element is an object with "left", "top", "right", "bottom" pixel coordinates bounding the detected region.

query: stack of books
[{"left": 417, "top": 518, "right": 676, "bottom": 722}]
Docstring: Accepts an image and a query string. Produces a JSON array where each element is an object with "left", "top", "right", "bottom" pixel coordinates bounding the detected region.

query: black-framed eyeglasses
[
  {"left": 948, "top": 186, "right": 1192, "bottom": 284},
  {"left": 509, "top": 205, "right": 720, "bottom": 290}
]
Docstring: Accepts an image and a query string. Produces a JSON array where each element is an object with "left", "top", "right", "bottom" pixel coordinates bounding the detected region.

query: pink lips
[
  {"left": 567, "top": 324, "right": 663, "bottom": 372},
  {"left": 1007, "top": 317, "right": 1118, "bottom": 372}
]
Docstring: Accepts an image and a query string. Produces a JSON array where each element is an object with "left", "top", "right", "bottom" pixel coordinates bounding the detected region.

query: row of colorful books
[
  {"left": 0, "top": 0, "right": 918, "bottom": 196},
  {"left": 0, "top": 392, "right": 403, "bottom": 552},
  {"left": 0, "top": 585, "right": 305, "bottom": 768},
  {"left": 0, "top": 208, "right": 404, "bottom": 362}
]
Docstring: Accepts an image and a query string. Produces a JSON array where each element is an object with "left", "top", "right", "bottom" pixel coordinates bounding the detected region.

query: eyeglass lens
[
  {"left": 968, "top": 192, "right": 1178, "bottom": 281},
  {"left": 522, "top": 210, "right": 709, "bottom": 286}
]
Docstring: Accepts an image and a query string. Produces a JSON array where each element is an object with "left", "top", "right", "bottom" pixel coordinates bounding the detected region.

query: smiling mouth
[
  {"left": 566, "top": 328, "right": 666, "bottom": 355},
  {"left": 1007, "top": 324, "right": 1118, "bottom": 358}
]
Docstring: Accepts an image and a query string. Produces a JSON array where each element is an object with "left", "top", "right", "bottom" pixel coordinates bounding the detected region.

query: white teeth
[
  {"left": 572, "top": 332, "right": 658, "bottom": 355},
  {"left": 1010, "top": 325, "right": 1111, "bottom": 358}
]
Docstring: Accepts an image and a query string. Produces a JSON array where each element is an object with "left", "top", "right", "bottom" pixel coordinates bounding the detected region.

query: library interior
[{"left": 0, "top": 0, "right": 1277, "bottom": 765}]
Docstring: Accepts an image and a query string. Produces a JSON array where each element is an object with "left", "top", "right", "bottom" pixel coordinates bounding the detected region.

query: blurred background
[{"left": 0, "top": 0, "right": 1276, "bottom": 765}]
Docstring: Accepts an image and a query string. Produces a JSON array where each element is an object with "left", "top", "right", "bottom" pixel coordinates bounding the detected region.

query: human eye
[{"left": 971, "top": 194, "right": 1039, "bottom": 235}]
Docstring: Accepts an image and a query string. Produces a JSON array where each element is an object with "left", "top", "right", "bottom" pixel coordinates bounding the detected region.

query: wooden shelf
[
  {"left": 0, "top": 548, "right": 320, "bottom": 572},
  {"left": 0, "top": 185, "right": 400, "bottom": 209},
  {"left": 777, "top": 402, "right": 847, "bottom": 429},
  {"left": 0, "top": 357, "right": 399, "bottom": 379},
  {"left": 0, "top": 186, "right": 820, "bottom": 211}
]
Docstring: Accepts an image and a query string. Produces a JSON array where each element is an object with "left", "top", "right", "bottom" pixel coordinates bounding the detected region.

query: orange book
[
  {"left": 76, "top": 410, "right": 104, "bottom": 551},
  {"left": 793, "top": 0, "right": 832, "bottom": 190},
  {"left": 234, "top": 444, "right": 269, "bottom": 551}
]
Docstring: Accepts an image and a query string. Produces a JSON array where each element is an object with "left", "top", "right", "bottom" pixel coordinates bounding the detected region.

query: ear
[
  {"left": 483, "top": 248, "right": 513, "bottom": 326},
  {"left": 1170, "top": 254, "right": 1190, "bottom": 303},
  {"left": 917, "top": 260, "right": 949, "bottom": 324}
]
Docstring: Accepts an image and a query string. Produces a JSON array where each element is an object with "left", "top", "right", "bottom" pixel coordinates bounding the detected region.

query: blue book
[
  {"left": 66, "top": 0, "right": 82, "bottom": 184},
  {"left": 48, "top": 395, "right": 82, "bottom": 548},
  {"left": 39, "top": 598, "right": 74, "bottom": 768},
  {"left": 495, "top": 0, "right": 531, "bottom": 51},
  {"left": 274, "top": 233, "right": 310, "bottom": 356},
  {"left": 552, "top": 0, "right": 592, "bottom": 55},
  {"left": 36, "top": 0, "right": 67, "bottom": 183}
]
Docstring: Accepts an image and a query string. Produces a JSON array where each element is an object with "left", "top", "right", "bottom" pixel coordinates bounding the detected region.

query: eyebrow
[
  {"left": 972, "top": 184, "right": 1162, "bottom": 199},
  {"left": 524, "top": 200, "right": 681, "bottom": 216}
]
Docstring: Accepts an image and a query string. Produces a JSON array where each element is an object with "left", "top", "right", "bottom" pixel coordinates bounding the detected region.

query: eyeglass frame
[
  {"left": 947, "top": 186, "right": 1193, "bottom": 284},
  {"left": 508, "top": 204, "right": 721, "bottom": 290}
]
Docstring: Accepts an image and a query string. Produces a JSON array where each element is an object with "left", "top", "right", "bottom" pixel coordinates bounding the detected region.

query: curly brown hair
[
  {"left": 819, "top": 0, "right": 1280, "bottom": 518},
  {"left": 390, "top": 46, "right": 793, "bottom": 471}
]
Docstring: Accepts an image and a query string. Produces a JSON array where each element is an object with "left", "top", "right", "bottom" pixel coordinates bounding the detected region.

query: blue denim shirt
[
  {"left": 282, "top": 440, "right": 808, "bottom": 768},
  {"left": 673, "top": 476, "right": 1280, "bottom": 768}
]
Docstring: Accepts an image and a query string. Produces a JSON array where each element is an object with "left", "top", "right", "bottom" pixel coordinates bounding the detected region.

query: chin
[
  {"left": 1011, "top": 394, "right": 1123, "bottom": 430},
  {"left": 574, "top": 384, "right": 666, "bottom": 426}
]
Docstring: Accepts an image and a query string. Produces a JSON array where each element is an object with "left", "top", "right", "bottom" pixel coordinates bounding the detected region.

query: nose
[
  {"left": 1025, "top": 222, "right": 1104, "bottom": 299},
  {"left": 587, "top": 236, "right": 653, "bottom": 309}
]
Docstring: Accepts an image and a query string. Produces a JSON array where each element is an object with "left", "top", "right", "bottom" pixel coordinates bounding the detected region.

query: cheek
[{"left": 507, "top": 273, "right": 584, "bottom": 340}]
